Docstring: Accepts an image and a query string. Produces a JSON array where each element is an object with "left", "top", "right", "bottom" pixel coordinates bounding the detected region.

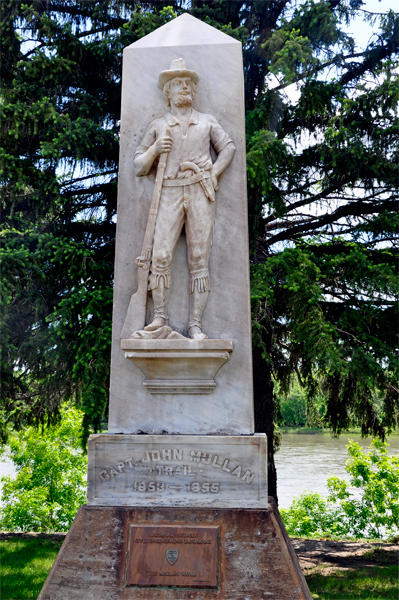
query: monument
[{"left": 39, "top": 14, "right": 312, "bottom": 599}]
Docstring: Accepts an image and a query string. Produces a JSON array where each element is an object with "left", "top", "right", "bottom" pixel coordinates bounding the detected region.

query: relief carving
[{"left": 122, "top": 58, "right": 236, "bottom": 341}]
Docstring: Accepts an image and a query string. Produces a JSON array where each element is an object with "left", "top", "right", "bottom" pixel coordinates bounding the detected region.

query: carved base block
[
  {"left": 121, "top": 339, "right": 233, "bottom": 395},
  {"left": 87, "top": 434, "right": 267, "bottom": 508},
  {"left": 38, "top": 503, "right": 313, "bottom": 599}
]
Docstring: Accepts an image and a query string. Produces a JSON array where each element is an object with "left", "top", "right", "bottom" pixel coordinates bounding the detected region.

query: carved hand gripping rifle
[{"left": 121, "top": 141, "right": 169, "bottom": 339}]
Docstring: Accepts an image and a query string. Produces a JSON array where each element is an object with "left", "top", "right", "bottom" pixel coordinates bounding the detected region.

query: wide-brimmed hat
[{"left": 158, "top": 58, "right": 199, "bottom": 89}]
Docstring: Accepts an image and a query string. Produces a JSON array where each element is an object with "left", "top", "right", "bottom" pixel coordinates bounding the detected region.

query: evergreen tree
[
  {"left": 1, "top": 1, "right": 398, "bottom": 501},
  {"left": 247, "top": 3, "right": 399, "bottom": 498}
]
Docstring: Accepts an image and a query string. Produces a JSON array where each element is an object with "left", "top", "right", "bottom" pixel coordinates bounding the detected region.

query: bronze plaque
[{"left": 125, "top": 525, "right": 219, "bottom": 588}]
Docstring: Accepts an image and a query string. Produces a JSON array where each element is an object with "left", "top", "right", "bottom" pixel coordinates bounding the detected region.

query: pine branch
[
  {"left": 264, "top": 199, "right": 397, "bottom": 246},
  {"left": 269, "top": 52, "right": 367, "bottom": 92}
]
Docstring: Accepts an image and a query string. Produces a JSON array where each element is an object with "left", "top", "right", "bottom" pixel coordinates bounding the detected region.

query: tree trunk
[{"left": 252, "top": 344, "right": 278, "bottom": 504}]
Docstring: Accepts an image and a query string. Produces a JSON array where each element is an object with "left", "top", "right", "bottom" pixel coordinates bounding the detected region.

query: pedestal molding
[{"left": 121, "top": 339, "right": 233, "bottom": 395}]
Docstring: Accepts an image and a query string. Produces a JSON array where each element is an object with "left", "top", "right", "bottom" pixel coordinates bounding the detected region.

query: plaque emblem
[{"left": 166, "top": 548, "right": 179, "bottom": 565}]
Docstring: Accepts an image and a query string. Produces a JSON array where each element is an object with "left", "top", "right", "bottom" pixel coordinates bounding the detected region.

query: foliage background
[
  {"left": 1, "top": 0, "right": 398, "bottom": 500},
  {"left": 0, "top": 405, "right": 86, "bottom": 532}
]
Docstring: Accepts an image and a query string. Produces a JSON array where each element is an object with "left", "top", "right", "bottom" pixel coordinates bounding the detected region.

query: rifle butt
[{"left": 120, "top": 288, "right": 147, "bottom": 339}]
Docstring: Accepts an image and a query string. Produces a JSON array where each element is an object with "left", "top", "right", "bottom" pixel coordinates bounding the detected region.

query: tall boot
[
  {"left": 188, "top": 289, "right": 209, "bottom": 340},
  {"left": 144, "top": 284, "right": 170, "bottom": 331}
]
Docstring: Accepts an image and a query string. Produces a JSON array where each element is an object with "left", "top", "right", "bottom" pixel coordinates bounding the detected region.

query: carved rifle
[{"left": 120, "top": 143, "right": 169, "bottom": 339}]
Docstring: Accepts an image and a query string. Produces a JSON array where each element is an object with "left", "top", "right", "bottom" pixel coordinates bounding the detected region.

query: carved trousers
[{"left": 150, "top": 182, "right": 215, "bottom": 294}]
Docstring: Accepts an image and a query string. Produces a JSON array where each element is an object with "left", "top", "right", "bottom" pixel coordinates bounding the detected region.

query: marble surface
[
  {"left": 87, "top": 434, "right": 267, "bottom": 508},
  {"left": 121, "top": 338, "right": 233, "bottom": 394},
  {"left": 109, "top": 13, "right": 253, "bottom": 435}
]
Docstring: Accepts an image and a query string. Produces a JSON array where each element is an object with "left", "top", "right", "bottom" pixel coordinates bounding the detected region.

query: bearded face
[{"left": 167, "top": 77, "right": 195, "bottom": 108}]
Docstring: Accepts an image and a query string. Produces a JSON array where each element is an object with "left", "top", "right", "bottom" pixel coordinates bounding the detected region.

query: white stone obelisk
[{"left": 109, "top": 13, "right": 254, "bottom": 436}]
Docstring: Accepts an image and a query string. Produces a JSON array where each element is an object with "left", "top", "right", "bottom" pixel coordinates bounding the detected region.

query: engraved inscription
[
  {"left": 142, "top": 449, "right": 183, "bottom": 462},
  {"left": 187, "top": 482, "right": 220, "bottom": 493},
  {"left": 126, "top": 525, "right": 219, "bottom": 588},
  {"left": 87, "top": 435, "right": 268, "bottom": 508},
  {"left": 97, "top": 448, "right": 255, "bottom": 488}
]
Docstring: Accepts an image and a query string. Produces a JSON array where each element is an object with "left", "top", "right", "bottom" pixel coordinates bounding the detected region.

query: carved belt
[{"left": 162, "top": 171, "right": 211, "bottom": 187}]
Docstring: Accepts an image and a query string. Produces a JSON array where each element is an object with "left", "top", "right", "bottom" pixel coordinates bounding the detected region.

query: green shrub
[
  {"left": 327, "top": 439, "right": 399, "bottom": 539},
  {"left": 280, "top": 490, "right": 346, "bottom": 537},
  {"left": 281, "top": 439, "right": 399, "bottom": 539},
  {"left": 0, "top": 405, "right": 87, "bottom": 532}
]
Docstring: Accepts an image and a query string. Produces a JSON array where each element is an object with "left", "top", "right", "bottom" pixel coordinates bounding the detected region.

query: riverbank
[
  {"left": 275, "top": 430, "right": 398, "bottom": 509},
  {"left": 278, "top": 426, "right": 399, "bottom": 436}
]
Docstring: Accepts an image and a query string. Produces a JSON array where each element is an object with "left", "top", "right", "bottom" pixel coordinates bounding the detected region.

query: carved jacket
[{"left": 135, "top": 109, "right": 233, "bottom": 180}]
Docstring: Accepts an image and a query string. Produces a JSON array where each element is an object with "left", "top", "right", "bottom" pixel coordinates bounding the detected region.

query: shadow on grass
[
  {"left": 306, "top": 566, "right": 399, "bottom": 600},
  {"left": 0, "top": 539, "right": 63, "bottom": 599},
  {"left": 360, "top": 548, "right": 398, "bottom": 565}
]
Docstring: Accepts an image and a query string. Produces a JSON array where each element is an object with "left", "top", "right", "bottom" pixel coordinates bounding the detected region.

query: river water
[
  {"left": 275, "top": 432, "right": 398, "bottom": 508},
  {"left": 1, "top": 432, "right": 398, "bottom": 509}
]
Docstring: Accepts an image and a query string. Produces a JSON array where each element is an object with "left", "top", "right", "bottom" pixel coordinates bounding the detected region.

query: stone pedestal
[{"left": 38, "top": 502, "right": 312, "bottom": 600}]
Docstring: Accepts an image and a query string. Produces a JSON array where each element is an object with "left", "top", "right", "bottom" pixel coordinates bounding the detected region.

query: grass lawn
[
  {"left": 0, "top": 538, "right": 63, "bottom": 599},
  {"left": 1, "top": 537, "right": 398, "bottom": 599},
  {"left": 307, "top": 566, "right": 399, "bottom": 599}
]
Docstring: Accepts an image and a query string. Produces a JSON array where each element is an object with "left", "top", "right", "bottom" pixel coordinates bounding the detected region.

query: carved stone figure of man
[{"left": 133, "top": 58, "right": 236, "bottom": 340}]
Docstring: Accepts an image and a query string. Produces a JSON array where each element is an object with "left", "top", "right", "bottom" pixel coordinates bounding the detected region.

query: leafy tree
[
  {"left": 281, "top": 440, "right": 399, "bottom": 539},
  {"left": 1, "top": 1, "right": 398, "bottom": 503},
  {"left": 278, "top": 382, "right": 307, "bottom": 427},
  {"left": 0, "top": 405, "right": 87, "bottom": 532}
]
